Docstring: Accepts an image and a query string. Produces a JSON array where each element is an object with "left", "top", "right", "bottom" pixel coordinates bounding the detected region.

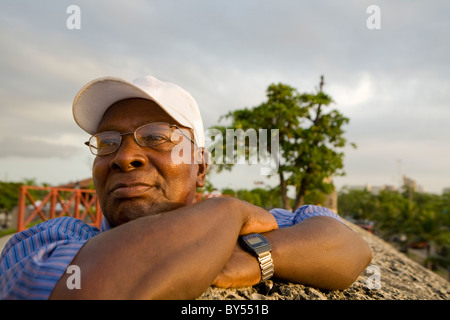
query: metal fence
[{"left": 17, "top": 186, "right": 102, "bottom": 232}]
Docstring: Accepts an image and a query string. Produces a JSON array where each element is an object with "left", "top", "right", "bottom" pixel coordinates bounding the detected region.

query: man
[{"left": 0, "top": 76, "right": 372, "bottom": 299}]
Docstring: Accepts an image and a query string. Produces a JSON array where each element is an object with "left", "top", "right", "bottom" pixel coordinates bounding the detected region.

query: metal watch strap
[{"left": 257, "top": 251, "right": 274, "bottom": 282}]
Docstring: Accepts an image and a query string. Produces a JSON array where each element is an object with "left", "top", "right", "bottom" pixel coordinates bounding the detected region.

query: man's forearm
[
  {"left": 50, "top": 197, "right": 275, "bottom": 299},
  {"left": 265, "top": 216, "right": 372, "bottom": 290}
]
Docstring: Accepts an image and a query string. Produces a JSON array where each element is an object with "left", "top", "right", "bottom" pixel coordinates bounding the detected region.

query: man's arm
[
  {"left": 213, "top": 215, "right": 372, "bottom": 290},
  {"left": 266, "top": 216, "right": 372, "bottom": 289},
  {"left": 50, "top": 197, "right": 277, "bottom": 299}
]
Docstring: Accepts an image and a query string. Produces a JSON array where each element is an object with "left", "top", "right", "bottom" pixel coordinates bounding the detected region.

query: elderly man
[{"left": 0, "top": 76, "right": 371, "bottom": 299}]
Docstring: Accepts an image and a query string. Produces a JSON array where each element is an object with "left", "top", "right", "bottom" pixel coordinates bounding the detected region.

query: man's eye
[
  {"left": 98, "top": 140, "right": 117, "bottom": 148},
  {"left": 142, "top": 134, "right": 169, "bottom": 143}
]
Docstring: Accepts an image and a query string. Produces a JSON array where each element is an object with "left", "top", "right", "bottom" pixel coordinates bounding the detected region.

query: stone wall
[{"left": 198, "top": 221, "right": 450, "bottom": 300}]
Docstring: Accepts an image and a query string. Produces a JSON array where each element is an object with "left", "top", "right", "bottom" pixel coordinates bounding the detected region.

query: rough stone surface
[{"left": 198, "top": 221, "right": 450, "bottom": 300}]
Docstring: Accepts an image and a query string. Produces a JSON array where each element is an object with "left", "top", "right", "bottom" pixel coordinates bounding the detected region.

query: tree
[
  {"left": 337, "top": 187, "right": 378, "bottom": 221},
  {"left": 210, "top": 76, "right": 354, "bottom": 210},
  {"left": 0, "top": 181, "right": 23, "bottom": 211},
  {"left": 338, "top": 185, "right": 450, "bottom": 275},
  {"left": 220, "top": 186, "right": 282, "bottom": 211}
]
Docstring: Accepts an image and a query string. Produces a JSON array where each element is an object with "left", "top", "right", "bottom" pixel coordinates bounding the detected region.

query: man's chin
[{"left": 103, "top": 199, "right": 186, "bottom": 227}]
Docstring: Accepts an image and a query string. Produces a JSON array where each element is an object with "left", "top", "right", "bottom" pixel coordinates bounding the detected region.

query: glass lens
[
  {"left": 135, "top": 123, "right": 174, "bottom": 147},
  {"left": 90, "top": 131, "right": 121, "bottom": 155}
]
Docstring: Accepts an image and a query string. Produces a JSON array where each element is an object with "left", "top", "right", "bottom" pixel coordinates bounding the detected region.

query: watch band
[{"left": 257, "top": 250, "right": 274, "bottom": 282}]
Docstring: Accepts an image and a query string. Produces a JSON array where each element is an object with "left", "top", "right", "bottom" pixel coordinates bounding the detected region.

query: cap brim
[{"left": 73, "top": 77, "right": 181, "bottom": 135}]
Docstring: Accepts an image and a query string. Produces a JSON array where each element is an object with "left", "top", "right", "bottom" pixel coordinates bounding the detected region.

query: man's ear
[{"left": 195, "top": 147, "right": 208, "bottom": 187}]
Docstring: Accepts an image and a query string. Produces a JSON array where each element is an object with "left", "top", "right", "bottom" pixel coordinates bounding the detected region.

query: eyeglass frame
[{"left": 84, "top": 122, "right": 197, "bottom": 156}]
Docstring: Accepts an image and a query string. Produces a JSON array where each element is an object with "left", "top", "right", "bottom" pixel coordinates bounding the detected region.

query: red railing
[{"left": 17, "top": 186, "right": 102, "bottom": 232}]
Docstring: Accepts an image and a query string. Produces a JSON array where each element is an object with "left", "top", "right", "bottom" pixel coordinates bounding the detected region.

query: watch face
[
  {"left": 241, "top": 233, "right": 271, "bottom": 254},
  {"left": 246, "top": 235, "right": 265, "bottom": 246}
]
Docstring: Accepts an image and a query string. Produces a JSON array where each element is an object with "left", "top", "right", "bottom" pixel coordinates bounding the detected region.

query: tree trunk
[
  {"left": 294, "top": 180, "right": 307, "bottom": 210},
  {"left": 426, "top": 243, "right": 433, "bottom": 269},
  {"left": 279, "top": 171, "right": 291, "bottom": 211}
]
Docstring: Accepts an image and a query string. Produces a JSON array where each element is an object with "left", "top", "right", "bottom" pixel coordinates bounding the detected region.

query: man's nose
[{"left": 110, "top": 135, "right": 149, "bottom": 172}]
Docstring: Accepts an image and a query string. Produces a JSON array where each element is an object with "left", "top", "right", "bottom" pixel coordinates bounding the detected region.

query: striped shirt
[{"left": 0, "top": 205, "right": 341, "bottom": 300}]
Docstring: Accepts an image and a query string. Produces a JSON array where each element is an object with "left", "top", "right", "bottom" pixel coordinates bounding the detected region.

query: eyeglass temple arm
[{"left": 172, "top": 125, "right": 197, "bottom": 146}]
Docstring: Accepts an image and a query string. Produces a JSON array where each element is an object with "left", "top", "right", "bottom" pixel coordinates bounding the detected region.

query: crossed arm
[{"left": 50, "top": 197, "right": 372, "bottom": 299}]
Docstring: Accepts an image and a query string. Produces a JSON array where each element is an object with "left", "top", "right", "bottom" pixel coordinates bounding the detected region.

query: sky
[{"left": 0, "top": 0, "right": 449, "bottom": 194}]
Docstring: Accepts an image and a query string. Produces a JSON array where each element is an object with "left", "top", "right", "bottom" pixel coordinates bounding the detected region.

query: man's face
[{"left": 92, "top": 98, "right": 207, "bottom": 228}]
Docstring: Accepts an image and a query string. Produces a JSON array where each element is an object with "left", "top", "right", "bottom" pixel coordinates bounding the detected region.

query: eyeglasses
[{"left": 85, "top": 122, "right": 196, "bottom": 156}]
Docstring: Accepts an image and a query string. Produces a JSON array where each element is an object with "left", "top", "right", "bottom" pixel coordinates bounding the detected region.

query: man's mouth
[{"left": 110, "top": 183, "right": 154, "bottom": 198}]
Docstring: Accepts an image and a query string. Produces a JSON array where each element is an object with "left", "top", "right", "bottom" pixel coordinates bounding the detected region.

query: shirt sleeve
[
  {"left": 0, "top": 217, "right": 100, "bottom": 300},
  {"left": 270, "top": 205, "right": 343, "bottom": 228}
]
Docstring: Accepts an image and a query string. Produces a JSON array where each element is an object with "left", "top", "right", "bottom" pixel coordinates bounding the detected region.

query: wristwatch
[{"left": 239, "top": 233, "right": 274, "bottom": 282}]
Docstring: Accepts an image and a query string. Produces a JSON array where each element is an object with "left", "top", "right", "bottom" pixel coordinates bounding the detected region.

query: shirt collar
[{"left": 100, "top": 217, "right": 111, "bottom": 232}]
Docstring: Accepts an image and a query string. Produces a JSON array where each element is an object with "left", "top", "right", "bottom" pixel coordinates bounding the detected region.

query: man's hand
[
  {"left": 212, "top": 199, "right": 277, "bottom": 289},
  {"left": 212, "top": 200, "right": 278, "bottom": 288},
  {"left": 212, "top": 243, "right": 261, "bottom": 288},
  {"left": 238, "top": 200, "right": 278, "bottom": 235}
]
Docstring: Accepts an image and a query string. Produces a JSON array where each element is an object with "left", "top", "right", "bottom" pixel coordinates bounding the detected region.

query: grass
[{"left": 0, "top": 227, "right": 17, "bottom": 237}]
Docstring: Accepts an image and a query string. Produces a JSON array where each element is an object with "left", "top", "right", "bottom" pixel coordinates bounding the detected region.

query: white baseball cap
[{"left": 72, "top": 75, "right": 205, "bottom": 147}]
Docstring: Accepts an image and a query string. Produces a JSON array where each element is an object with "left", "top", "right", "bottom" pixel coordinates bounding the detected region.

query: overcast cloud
[{"left": 0, "top": 0, "right": 449, "bottom": 193}]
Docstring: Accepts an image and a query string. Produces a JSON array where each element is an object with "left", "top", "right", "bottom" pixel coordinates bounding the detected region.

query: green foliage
[
  {"left": 0, "top": 181, "right": 23, "bottom": 211},
  {"left": 221, "top": 186, "right": 283, "bottom": 211},
  {"left": 338, "top": 187, "right": 450, "bottom": 271},
  {"left": 210, "top": 76, "right": 353, "bottom": 210},
  {"left": 0, "top": 179, "right": 53, "bottom": 214}
]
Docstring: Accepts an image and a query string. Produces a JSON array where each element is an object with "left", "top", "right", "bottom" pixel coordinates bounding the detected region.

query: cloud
[
  {"left": 329, "top": 73, "right": 375, "bottom": 108},
  {"left": 0, "top": 0, "right": 449, "bottom": 192},
  {"left": 0, "top": 136, "right": 81, "bottom": 159}
]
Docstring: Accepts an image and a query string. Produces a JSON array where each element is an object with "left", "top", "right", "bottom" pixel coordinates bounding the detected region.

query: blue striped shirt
[{"left": 0, "top": 205, "right": 341, "bottom": 300}]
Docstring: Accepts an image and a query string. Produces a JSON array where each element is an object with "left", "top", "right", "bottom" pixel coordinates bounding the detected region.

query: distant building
[
  {"left": 402, "top": 175, "right": 425, "bottom": 193},
  {"left": 383, "top": 185, "right": 397, "bottom": 191},
  {"left": 58, "top": 178, "right": 94, "bottom": 189},
  {"left": 403, "top": 175, "right": 418, "bottom": 192},
  {"left": 343, "top": 184, "right": 398, "bottom": 195},
  {"left": 367, "top": 184, "right": 398, "bottom": 195}
]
